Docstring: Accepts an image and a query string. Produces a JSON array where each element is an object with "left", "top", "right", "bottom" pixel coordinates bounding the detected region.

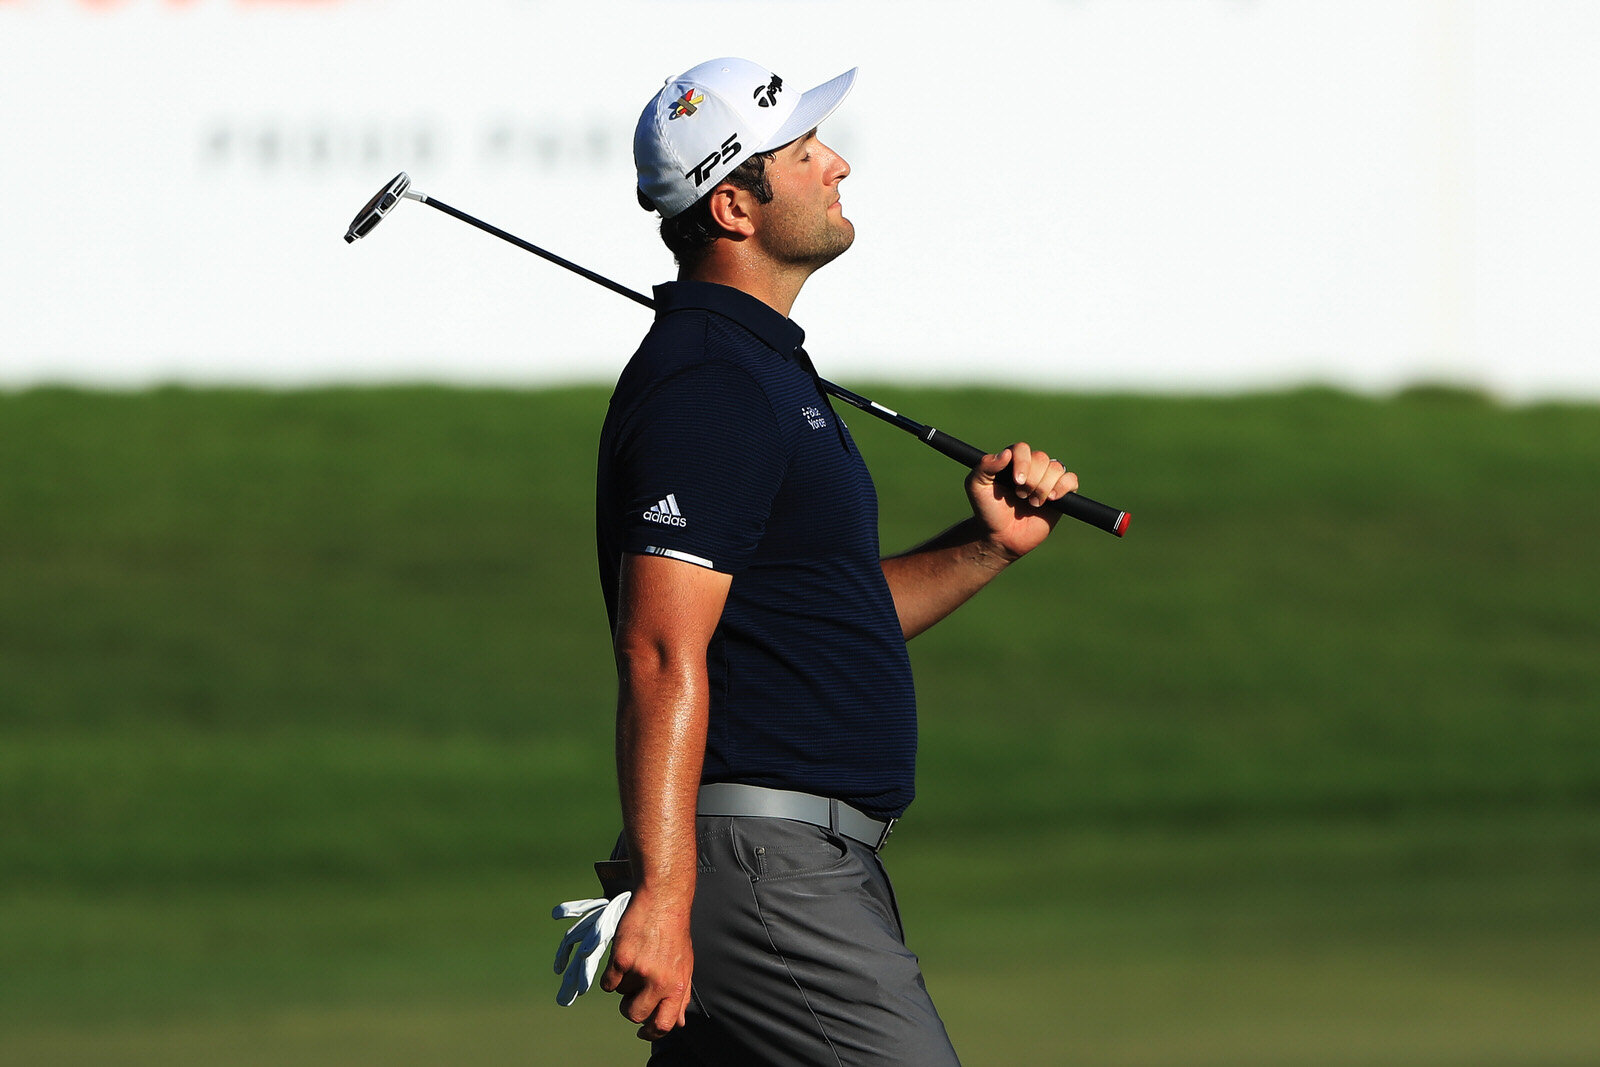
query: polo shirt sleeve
[{"left": 611, "top": 360, "right": 786, "bottom": 574}]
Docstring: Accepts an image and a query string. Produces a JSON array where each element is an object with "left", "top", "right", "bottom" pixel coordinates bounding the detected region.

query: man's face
[{"left": 749, "top": 129, "right": 854, "bottom": 270}]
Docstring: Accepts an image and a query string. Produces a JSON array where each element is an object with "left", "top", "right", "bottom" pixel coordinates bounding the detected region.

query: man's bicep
[
  {"left": 614, "top": 551, "right": 732, "bottom": 663},
  {"left": 611, "top": 362, "right": 786, "bottom": 575}
]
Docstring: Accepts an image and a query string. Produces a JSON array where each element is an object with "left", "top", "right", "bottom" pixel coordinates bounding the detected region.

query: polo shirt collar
[{"left": 652, "top": 280, "right": 806, "bottom": 359}]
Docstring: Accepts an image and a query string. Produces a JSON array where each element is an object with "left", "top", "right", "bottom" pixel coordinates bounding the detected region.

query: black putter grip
[{"left": 924, "top": 429, "right": 1131, "bottom": 538}]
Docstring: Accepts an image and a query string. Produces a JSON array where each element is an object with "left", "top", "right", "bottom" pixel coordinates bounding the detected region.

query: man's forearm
[
  {"left": 881, "top": 516, "right": 1017, "bottom": 640},
  {"left": 615, "top": 651, "right": 710, "bottom": 911}
]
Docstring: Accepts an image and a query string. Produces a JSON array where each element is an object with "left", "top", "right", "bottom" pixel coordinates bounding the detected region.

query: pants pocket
[{"left": 737, "top": 825, "right": 850, "bottom": 882}]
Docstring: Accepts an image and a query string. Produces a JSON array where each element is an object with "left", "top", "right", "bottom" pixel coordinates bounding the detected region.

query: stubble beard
[{"left": 764, "top": 202, "right": 856, "bottom": 272}]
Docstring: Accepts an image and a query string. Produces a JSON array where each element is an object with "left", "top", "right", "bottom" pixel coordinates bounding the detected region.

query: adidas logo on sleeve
[{"left": 643, "top": 493, "right": 687, "bottom": 527}]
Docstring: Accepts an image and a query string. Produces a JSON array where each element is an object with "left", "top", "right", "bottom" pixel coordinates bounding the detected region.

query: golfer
[{"left": 593, "top": 57, "right": 1077, "bottom": 1066}]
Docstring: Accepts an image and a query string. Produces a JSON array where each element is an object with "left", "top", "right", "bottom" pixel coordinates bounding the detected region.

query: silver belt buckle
[{"left": 875, "top": 817, "right": 897, "bottom": 852}]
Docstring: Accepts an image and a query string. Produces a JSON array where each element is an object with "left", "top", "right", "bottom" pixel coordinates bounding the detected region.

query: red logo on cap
[{"left": 669, "top": 89, "right": 705, "bottom": 120}]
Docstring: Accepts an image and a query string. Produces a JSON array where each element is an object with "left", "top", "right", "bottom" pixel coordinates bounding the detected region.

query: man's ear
[{"left": 706, "top": 184, "right": 756, "bottom": 239}]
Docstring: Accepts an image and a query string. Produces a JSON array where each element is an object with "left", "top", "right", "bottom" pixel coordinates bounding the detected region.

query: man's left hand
[{"left": 966, "top": 442, "right": 1078, "bottom": 560}]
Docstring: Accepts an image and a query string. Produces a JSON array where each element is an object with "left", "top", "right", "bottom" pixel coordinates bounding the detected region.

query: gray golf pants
[{"left": 622, "top": 815, "right": 961, "bottom": 1067}]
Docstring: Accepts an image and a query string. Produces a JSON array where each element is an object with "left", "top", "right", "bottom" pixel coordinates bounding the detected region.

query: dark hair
[{"left": 638, "top": 150, "right": 776, "bottom": 267}]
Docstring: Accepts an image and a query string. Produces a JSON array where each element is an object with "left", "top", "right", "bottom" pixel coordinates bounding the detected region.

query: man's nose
[{"left": 827, "top": 145, "right": 850, "bottom": 181}]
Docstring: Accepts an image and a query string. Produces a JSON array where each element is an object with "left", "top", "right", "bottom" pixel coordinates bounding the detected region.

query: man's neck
[{"left": 681, "top": 246, "right": 809, "bottom": 319}]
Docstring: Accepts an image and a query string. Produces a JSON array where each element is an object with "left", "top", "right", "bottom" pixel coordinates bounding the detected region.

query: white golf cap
[{"left": 635, "top": 57, "right": 856, "bottom": 218}]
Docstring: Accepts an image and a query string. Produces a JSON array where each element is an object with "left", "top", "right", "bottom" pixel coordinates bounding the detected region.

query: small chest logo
[{"left": 801, "top": 405, "right": 828, "bottom": 430}]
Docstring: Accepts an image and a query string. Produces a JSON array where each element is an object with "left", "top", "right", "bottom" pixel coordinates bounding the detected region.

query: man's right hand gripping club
[{"left": 599, "top": 886, "right": 694, "bottom": 1040}]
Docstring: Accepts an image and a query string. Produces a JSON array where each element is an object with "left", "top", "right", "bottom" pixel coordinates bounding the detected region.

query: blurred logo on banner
[
  {"left": 198, "top": 119, "right": 618, "bottom": 176},
  {"left": 0, "top": 0, "right": 362, "bottom": 10}
]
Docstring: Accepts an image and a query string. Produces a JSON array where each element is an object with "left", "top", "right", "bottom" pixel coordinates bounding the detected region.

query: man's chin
[
  {"left": 817, "top": 228, "right": 855, "bottom": 269},
  {"left": 829, "top": 218, "right": 856, "bottom": 257}
]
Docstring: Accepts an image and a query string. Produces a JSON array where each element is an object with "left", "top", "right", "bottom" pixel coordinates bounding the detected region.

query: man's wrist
[
  {"left": 625, "top": 871, "right": 696, "bottom": 915},
  {"left": 972, "top": 534, "right": 1022, "bottom": 571}
]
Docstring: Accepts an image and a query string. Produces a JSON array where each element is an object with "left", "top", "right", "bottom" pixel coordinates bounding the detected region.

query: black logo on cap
[
  {"left": 685, "top": 133, "right": 743, "bottom": 186},
  {"left": 754, "top": 75, "right": 783, "bottom": 108}
]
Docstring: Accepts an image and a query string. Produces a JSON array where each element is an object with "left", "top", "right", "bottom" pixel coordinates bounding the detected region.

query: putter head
[{"left": 344, "top": 172, "right": 411, "bottom": 243}]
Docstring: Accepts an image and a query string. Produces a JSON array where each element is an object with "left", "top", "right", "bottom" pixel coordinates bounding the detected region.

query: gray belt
[{"left": 697, "top": 782, "right": 897, "bottom": 853}]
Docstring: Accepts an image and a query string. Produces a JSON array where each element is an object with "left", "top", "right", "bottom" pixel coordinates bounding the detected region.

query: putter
[{"left": 345, "top": 173, "right": 1130, "bottom": 537}]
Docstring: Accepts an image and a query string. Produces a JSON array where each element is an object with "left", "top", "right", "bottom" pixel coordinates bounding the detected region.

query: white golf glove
[{"left": 552, "top": 891, "right": 632, "bottom": 1007}]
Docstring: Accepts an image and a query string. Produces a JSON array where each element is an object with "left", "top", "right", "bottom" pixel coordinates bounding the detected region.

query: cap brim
[{"left": 757, "top": 67, "right": 857, "bottom": 151}]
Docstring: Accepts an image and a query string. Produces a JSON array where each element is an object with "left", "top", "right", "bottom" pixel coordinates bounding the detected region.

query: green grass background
[{"left": 3, "top": 385, "right": 1596, "bottom": 1065}]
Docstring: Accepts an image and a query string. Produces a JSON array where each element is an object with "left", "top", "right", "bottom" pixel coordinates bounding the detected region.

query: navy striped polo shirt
[{"left": 596, "top": 280, "right": 917, "bottom": 820}]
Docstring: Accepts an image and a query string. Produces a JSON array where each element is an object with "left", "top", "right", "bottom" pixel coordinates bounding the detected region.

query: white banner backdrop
[{"left": 1, "top": 0, "right": 1597, "bottom": 399}]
